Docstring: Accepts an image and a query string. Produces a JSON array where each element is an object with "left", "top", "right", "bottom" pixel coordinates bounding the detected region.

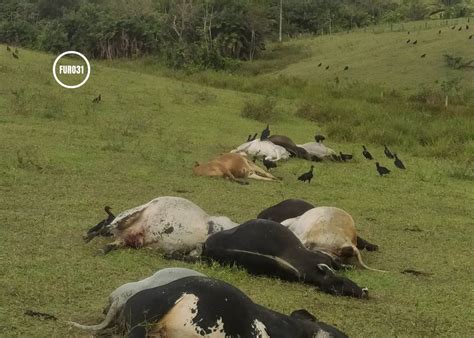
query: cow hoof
[
  {"left": 366, "top": 244, "right": 379, "bottom": 252},
  {"left": 361, "top": 287, "right": 369, "bottom": 299}
]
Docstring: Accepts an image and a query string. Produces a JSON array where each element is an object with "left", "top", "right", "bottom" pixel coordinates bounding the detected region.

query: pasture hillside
[
  {"left": 277, "top": 20, "right": 474, "bottom": 92},
  {"left": 106, "top": 19, "right": 473, "bottom": 161},
  {"left": 0, "top": 42, "right": 473, "bottom": 337}
]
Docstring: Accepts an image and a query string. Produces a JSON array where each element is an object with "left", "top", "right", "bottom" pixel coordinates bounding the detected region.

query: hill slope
[
  {"left": 276, "top": 20, "right": 474, "bottom": 92},
  {"left": 0, "top": 45, "right": 473, "bottom": 337}
]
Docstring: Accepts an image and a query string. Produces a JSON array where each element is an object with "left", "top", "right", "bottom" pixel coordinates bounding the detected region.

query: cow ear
[{"left": 290, "top": 309, "right": 318, "bottom": 322}]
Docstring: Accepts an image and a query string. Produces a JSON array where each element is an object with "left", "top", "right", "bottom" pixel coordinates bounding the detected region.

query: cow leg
[
  {"left": 163, "top": 251, "right": 199, "bottom": 262},
  {"left": 247, "top": 173, "right": 275, "bottom": 181},
  {"left": 189, "top": 244, "right": 203, "bottom": 258},
  {"left": 223, "top": 169, "right": 249, "bottom": 185},
  {"left": 233, "top": 179, "right": 250, "bottom": 185},
  {"left": 356, "top": 236, "right": 379, "bottom": 251},
  {"left": 248, "top": 163, "right": 277, "bottom": 180},
  {"left": 99, "top": 240, "right": 123, "bottom": 255},
  {"left": 163, "top": 248, "right": 208, "bottom": 264}
]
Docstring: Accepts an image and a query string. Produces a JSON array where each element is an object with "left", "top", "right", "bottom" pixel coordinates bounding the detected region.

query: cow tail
[
  {"left": 353, "top": 245, "right": 387, "bottom": 273},
  {"left": 68, "top": 300, "right": 119, "bottom": 332}
]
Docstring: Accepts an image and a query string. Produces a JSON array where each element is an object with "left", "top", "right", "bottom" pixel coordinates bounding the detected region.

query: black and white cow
[
  {"left": 257, "top": 199, "right": 378, "bottom": 252},
  {"left": 69, "top": 268, "right": 206, "bottom": 332},
  {"left": 116, "top": 276, "right": 349, "bottom": 337},
  {"left": 202, "top": 219, "right": 369, "bottom": 298}
]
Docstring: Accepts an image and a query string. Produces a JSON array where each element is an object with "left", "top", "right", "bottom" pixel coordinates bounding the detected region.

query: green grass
[
  {"left": 278, "top": 25, "right": 473, "bottom": 92},
  {"left": 100, "top": 19, "right": 474, "bottom": 161},
  {"left": 0, "top": 33, "right": 473, "bottom": 338}
]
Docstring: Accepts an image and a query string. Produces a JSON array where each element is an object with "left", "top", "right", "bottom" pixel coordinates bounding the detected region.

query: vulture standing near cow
[{"left": 83, "top": 206, "right": 115, "bottom": 241}]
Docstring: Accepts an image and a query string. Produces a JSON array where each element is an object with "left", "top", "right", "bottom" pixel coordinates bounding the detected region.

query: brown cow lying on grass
[
  {"left": 282, "top": 206, "right": 385, "bottom": 272},
  {"left": 193, "top": 153, "right": 277, "bottom": 184}
]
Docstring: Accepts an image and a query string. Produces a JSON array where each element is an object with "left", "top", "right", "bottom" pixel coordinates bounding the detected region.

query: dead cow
[
  {"left": 231, "top": 139, "right": 290, "bottom": 161},
  {"left": 193, "top": 153, "right": 277, "bottom": 184},
  {"left": 112, "top": 276, "right": 348, "bottom": 337},
  {"left": 281, "top": 207, "right": 385, "bottom": 272},
  {"left": 69, "top": 268, "right": 205, "bottom": 333},
  {"left": 89, "top": 196, "right": 237, "bottom": 254},
  {"left": 257, "top": 199, "right": 378, "bottom": 252}
]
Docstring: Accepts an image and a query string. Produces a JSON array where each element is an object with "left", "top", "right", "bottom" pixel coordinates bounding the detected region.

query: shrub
[
  {"left": 295, "top": 102, "right": 317, "bottom": 120},
  {"left": 443, "top": 54, "right": 474, "bottom": 70},
  {"left": 240, "top": 97, "right": 278, "bottom": 122}
]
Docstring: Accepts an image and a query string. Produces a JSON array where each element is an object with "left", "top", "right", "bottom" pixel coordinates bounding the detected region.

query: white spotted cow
[{"left": 85, "top": 197, "right": 238, "bottom": 255}]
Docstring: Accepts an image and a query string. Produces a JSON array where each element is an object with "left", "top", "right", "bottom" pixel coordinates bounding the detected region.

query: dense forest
[{"left": 0, "top": 0, "right": 472, "bottom": 69}]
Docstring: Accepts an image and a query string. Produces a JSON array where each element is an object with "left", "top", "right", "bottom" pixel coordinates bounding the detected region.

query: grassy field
[
  {"left": 0, "top": 22, "right": 473, "bottom": 337},
  {"left": 103, "top": 20, "right": 474, "bottom": 162},
  {"left": 277, "top": 19, "right": 474, "bottom": 91}
]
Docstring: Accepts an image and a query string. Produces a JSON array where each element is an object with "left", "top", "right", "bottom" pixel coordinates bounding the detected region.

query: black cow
[
  {"left": 257, "top": 199, "right": 314, "bottom": 223},
  {"left": 203, "top": 219, "right": 368, "bottom": 298},
  {"left": 268, "top": 135, "right": 316, "bottom": 160},
  {"left": 257, "top": 199, "right": 378, "bottom": 251},
  {"left": 120, "top": 276, "right": 348, "bottom": 338}
]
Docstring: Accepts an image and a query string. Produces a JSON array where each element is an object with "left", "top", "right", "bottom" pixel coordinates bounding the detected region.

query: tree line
[{"left": 0, "top": 0, "right": 471, "bottom": 69}]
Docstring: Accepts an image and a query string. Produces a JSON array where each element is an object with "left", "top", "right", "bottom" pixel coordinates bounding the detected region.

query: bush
[
  {"left": 295, "top": 102, "right": 317, "bottom": 120},
  {"left": 37, "top": 21, "right": 69, "bottom": 53},
  {"left": 443, "top": 55, "right": 474, "bottom": 71},
  {"left": 240, "top": 97, "right": 278, "bottom": 122}
]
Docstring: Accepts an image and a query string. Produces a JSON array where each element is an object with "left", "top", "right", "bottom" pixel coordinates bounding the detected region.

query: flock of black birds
[
  {"left": 6, "top": 45, "right": 19, "bottom": 59},
  {"left": 309, "top": 141, "right": 406, "bottom": 180},
  {"left": 452, "top": 24, "right": 469, "bottom": 31},
  {"left": 408, "top": 23, "right": 472, "bottom": 58},
  {"left": 318, "top": 62, "right": 350, "bottom": 71},
  {"left": 364, "top": 144, "right": 406, "bottom": 176},
  {"left": 247, "top": 124, "right": 406, "bottom": 182},
  {"left": 316, "top": 22, "right": 472, "bottom": 69}
]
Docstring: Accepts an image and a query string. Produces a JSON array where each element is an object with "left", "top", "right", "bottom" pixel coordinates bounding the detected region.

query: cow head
[
  {"left": 317, "top": 264, "right": 369, "bottom": 299},
  {"left": 290, "top": 309, "right": 348, "bottom": 338},
  {"left": 304, "top": 261, "right": 368, "bottom": 299}
]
